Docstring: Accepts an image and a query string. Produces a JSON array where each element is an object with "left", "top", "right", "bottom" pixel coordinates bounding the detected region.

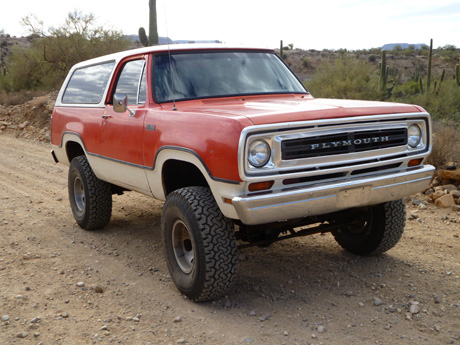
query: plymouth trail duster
[{"left": 51, "top": 44, "right": 434, "bottom": 301}]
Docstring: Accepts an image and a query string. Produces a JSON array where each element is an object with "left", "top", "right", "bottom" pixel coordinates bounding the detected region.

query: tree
[{"left": 4, "top": 11, "right": 130, "bottom": 91}]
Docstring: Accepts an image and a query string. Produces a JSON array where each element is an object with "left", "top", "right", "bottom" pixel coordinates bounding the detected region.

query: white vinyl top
[{"left": 71, "top": 43, "right": 274, "bottom": 69}]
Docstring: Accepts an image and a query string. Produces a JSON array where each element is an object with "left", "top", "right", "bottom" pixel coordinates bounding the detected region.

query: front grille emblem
[
  {"left": 281, "top": 128, "right": 407, "bottom": 160},
  {"left": 310, "top": 136, "right": 390, "bottom": 150}
]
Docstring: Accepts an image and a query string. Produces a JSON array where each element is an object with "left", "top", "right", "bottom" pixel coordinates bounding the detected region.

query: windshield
[{"left": 153, "top": 51, "right": 307, "bottom": 103}]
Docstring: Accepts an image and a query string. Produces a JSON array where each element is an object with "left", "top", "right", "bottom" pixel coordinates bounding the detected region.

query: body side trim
[{"left": 57, "top": 131, "right": 239, "bottom": 185}]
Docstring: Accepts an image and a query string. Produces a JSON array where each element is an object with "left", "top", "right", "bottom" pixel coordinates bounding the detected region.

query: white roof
[{"left": 72, "top": 43, "right": 274, "bottom": 69}]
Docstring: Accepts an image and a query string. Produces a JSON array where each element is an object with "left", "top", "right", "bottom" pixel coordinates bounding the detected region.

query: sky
[{"left": 1, "top": 0, "right": 460, "bottom": 50}]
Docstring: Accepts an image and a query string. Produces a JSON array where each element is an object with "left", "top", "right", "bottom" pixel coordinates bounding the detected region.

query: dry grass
[
  {"left": 427, "top": 122, "right": 460, "bottom": 168},
  {"left": 0, "top": 90, "right": 47, "bottom": 106}
]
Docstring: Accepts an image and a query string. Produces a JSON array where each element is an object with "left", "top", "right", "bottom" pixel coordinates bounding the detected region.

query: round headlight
[
  {"left": 408, "top": 124, "right": 422, "bottom": 148},
  {"left": 248, "top": 140, "right": 271, "bottom": 168}
]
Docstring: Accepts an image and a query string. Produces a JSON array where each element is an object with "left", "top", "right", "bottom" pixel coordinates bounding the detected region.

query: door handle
[{"left": 102, "top": 115, "right": 112, "bottom": 119}]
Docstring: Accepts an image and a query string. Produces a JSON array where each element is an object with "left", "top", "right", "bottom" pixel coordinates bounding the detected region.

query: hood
[{"left": 169, "top": 95, "right": 422, "bottom": 126}]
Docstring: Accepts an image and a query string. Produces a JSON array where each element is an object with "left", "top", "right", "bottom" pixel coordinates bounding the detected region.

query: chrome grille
[{"left": 281, "top": 128, "right": 408, "bottom": 160}]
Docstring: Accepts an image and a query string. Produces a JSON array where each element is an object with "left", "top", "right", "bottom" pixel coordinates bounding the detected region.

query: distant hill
[{"left": 381, "top": 43, "right": 428, "bottom": 51}]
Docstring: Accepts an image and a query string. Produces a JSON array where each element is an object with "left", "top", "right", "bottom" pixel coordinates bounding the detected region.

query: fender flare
[{"left": 150, "top": 146, "right": 240, "bottom": 200}]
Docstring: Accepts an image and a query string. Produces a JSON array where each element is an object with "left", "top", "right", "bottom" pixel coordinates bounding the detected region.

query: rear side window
[
  {"left": 114, "top": 60, "right": 146, "bottom": 105},
  {"left": 62, "top": 61, "right": 115, "bottom": 104}
]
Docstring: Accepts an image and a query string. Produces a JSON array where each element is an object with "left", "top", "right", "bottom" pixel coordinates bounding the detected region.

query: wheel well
[
  {"left": 162, "top": 160, "right": 209, "bottom": 196},
  {"left": 66, "top": 141, "right": 85, "bottom": 162}
]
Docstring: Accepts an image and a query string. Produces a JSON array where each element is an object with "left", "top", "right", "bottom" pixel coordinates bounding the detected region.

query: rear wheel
[
  {"left": 161, "top": 187, "right": 238, "bottom": 301},
  {"left": 68, "top": 156, "right": 112, "bottom": 230},
  {"left": 332, "top": 199, "right": 406, "bottom": 256}
]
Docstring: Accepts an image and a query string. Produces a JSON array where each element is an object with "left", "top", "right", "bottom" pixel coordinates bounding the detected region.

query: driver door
[{"left": 99, "top": 58, "right": 150, "bottom": 193}]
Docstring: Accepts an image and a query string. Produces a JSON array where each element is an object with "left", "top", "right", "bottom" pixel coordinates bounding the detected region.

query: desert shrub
[
  {"left": 305, "top": 56, "right": 380, "bottom": 100},
  {"left": 368, "top": 55, "right": 377, "bottom": 63},
  {"left": 391, "top": 81, "right": 420, "bottom": 99},
  {"left": 439, "top": 45, "right": 459, "bottom": 62},
  {"left": 5, "top": 45, "right": 46, "bottom": 90},
  {"left": 366, "top": 47, "right": 382, "bottom": 55},
  {"left": 393, "top": 80, "right": 460, "bottom": 122},
  {"left": 427, "top": 122, "right": 460, "bottom": 167},
  {"left": 402, "top": 48, "right": 415, "bottom": 56},
  {"left": 392, "top": 45, "right": 403, "bottom": 55},
  {"left": 2, "top": 11, "right": 130, "bottom": 92},
  {"left": 301, "top": 56, "right": 309, "bottom": 68},
  {"left": 0, "top": 73, "right": 10, "bottom": 91}
]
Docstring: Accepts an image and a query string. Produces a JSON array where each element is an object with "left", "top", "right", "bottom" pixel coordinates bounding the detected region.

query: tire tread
[
  {"left": 370, "top": 199, "right": 406, "bottom": 255},
  {"left": 69, "top": 156, "right": 112, "bottom": 230},
  {"left": 162, "top": 187, "right": 237, "bottom": 301}
]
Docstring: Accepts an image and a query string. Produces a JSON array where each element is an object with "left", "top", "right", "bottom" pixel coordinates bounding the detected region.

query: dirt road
[{"left": 0, "top": 133, "right": 459, "bottom": 345}]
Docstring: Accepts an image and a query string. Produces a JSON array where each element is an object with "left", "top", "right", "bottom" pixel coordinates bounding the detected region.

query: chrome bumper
[{"left": 232, "top": 165, "right": 435, "bottom": 225}]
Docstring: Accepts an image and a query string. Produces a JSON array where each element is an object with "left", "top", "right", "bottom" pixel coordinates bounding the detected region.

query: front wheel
[
  {"left": 332, "top": 199, "right": 406, "bottom": 256},
  {"left": 161, "top": 187, "right": 238, "bottom": 301}
]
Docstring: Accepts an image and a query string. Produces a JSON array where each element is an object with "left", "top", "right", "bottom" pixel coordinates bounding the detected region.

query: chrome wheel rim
[
  {"left": 73, "top": 176, "right": 85, "bottom": 213},
  {"left": 172, "top": 220, "right": 194, "bottom": 274}
]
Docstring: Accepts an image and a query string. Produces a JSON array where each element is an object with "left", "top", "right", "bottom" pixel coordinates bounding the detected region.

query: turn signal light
[
  {"left": 248, "top": 181, "right": 274, "bottom": 192},
  {"left": 408, "top": 158, "right": 423, "bottom": 167}
]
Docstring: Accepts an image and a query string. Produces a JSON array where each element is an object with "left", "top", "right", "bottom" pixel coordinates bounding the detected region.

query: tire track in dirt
[
  {"left": 1, "top": 133, "right": 460, "bottom": 345},
  {"left": 0, "top": 134, "right": 250, "bottom": 344},
  {"left": 0, "top": 136, "right": 67, "bottom": 206},
  {"left": 0, "top": 160, "right": 65, "bottom": 198}
]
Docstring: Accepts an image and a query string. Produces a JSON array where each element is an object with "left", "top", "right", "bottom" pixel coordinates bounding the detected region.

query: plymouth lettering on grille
[{"left": 310, "top": 136, "right": 390, "bottom": 150}]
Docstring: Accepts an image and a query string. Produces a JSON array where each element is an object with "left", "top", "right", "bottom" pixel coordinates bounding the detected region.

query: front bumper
[{"left": 232, "top": 165, "right": 435, "bottom": 225}]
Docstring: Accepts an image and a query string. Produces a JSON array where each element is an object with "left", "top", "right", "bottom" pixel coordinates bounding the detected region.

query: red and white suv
[{"left": 51, "top": 44, "right": 434, "bottom": 301}]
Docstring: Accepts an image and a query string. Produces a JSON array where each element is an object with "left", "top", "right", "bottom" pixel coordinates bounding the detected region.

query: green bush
[
  {"left": 2, "top": 11, "right": 130, "bottom": 92},
  {"left": 391, "top": 80, "right": 460, "bottom": 122},
  {"left": 368, "top": 55, "right": 377, "bottom": 63},
  {"left": 301, "top": 56, "right": 309, "bottom": 68},
  {"left": 391, "top": 81, "right": 420, "bottom": 99},
  {"left": 439, "top": 45, "right": 459, "bottom": 62},
  {"left": 305, "top": 56, "right": 380, "bottom": 100},
  {"left": 4, "top": 45, "right": 46, "bottom": 90}
]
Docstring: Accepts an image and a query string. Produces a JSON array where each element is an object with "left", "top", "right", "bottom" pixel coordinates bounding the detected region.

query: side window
[
  {"left": 62, "top": 61, "right": 115, "bottom": 104},
  {"left": 114, "top": 60, "right": 145, "bottom": 105}
]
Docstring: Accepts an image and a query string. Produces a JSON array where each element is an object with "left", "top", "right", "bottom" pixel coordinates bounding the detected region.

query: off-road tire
[
  {"left": 332, "top": 199, "right": 406, "bottom": 256},
  {"left": 161, "top": 186, "right": 238, "bottom": 301},
  {"left": 68, "top": 156, "right": 112, "bottom": 230}
]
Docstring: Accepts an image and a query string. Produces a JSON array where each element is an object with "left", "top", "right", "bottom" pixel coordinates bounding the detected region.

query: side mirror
[{"left": 113, "top": 93, "right": 136, "bottom": 116}]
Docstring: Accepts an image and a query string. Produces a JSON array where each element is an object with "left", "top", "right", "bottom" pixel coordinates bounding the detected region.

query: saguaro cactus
[
  {"left": 426, "top": 38, "right": 433, "bottom": 91},
  {"left": 418, "top": 76, "right": 424, "bottom": 94},
  {"left": 413, "top": 63, "right": 420, "bottom": 82},
  {"left": 455, "top": 63, "right": 460, "bottom": 86},
  {"left": 433, "top": 68, "right": 445, "bottom": 94},
  {"left": 379, "top": 51, "right": 388, "bottom": 92},
  {"left": 139, "top": 0, "right": 159, "bottom": 46}
]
